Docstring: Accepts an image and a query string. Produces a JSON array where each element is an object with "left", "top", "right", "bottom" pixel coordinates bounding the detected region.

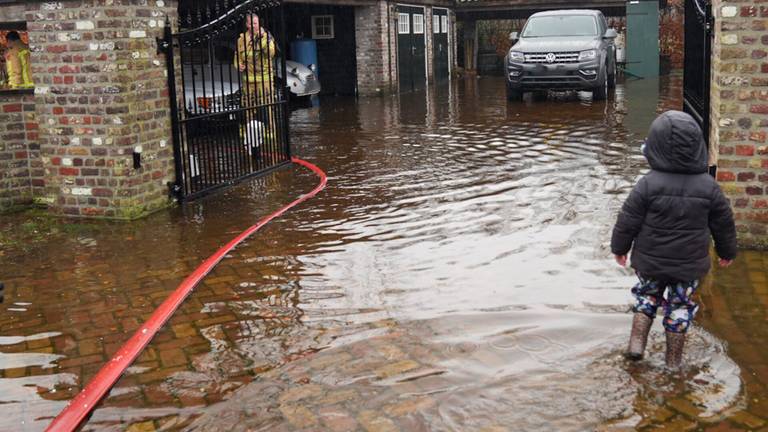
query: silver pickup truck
[{"left": 505, "top": 9, "right": 618, "bottom": 101}]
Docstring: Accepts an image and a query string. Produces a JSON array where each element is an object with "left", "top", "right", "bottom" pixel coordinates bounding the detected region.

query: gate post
[{"left": 158, "top": 20, "right": 184, "bottom": 200}]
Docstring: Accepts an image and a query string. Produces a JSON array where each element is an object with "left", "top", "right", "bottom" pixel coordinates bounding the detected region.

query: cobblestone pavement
[{"left": 2, "top": 75, "right": 767, "bottom": 431}]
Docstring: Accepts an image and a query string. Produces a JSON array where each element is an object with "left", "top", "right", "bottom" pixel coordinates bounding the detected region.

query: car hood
[
  {"left": 512, "top": 36, "right": 600, "bottom": 53},
  {"left": 182, "top": 65, "right": 240, "bottom": 98},
  {"left": 284, "top": 60, "right": 314, "bottom": 80}
]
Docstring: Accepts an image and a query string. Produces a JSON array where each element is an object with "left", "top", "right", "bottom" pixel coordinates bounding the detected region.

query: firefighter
[
  {"left": 236, "top": 14, "right": 277, "bottom": 155},
  {"left": 4, "top": 31, "right": 33, "bottom": 89}
]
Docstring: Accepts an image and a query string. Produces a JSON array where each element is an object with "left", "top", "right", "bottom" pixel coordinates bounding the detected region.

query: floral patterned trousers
[{"left": 632, "top": 273, "right": 700, "bottom": 334}]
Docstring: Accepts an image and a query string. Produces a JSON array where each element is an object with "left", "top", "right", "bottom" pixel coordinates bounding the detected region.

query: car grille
[{"left": 524, "top": 52, "right": 580, "bottom": 64}]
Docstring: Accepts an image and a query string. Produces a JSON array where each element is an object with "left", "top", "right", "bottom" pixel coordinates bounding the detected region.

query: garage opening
[{"left": 284, "top": 3, "right": 357, "bottom": 96}]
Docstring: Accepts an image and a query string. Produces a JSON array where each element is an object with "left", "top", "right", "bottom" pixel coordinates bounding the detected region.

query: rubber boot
[
  {"left": 625, "top": 313, "right": 653, "bottom": 360},
  {"left": 665, "top": 331, "right": 686, "bottom": 368}
]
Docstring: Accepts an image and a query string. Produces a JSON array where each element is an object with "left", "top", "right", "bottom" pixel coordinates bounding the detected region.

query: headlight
[
  {"left": 509, "top": 51, "right": 525, "bottom": 62},
  {"left": 309, "top": 64, "right": 317, "bottom": 72},
  {"left": 579, "top": 50, "right": 597, "bottom": 61}
]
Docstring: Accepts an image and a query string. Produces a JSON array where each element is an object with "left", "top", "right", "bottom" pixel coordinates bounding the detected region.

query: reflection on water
[{"left": 0, "top": 73, "right": 766, "bottom": 431}]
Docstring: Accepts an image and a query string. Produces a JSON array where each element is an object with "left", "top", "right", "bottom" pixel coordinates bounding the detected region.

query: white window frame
[
  {"left": 433, "top": 14, "right": 440, "bottom": 34},
  {"left": 398, "top": 13, "right": 410, "bottom": 34},
  {"left": 413, "top": 13, "right": 424, "bottom": 34},
  {"left": 311, "top": 15, "right": 334, "bottom": 40},
  {"left": 441, "top": 15, "right": 448, "bottom": 34}
]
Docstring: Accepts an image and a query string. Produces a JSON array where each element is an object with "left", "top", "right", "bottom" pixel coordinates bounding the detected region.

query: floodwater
[{"left": 1, "top": 74, "right": 767, "bottom": 431}]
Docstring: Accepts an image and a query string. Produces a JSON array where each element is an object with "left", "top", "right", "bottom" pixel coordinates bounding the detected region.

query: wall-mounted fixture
[{"left": 133, "top": 145, "right": 143, "bottom": 169}]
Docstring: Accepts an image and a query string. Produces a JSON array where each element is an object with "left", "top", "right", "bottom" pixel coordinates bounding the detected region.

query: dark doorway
[
  {"left": 432, "top": 8, "right": 450, "bottom": 83},
  {"left": 397, "top": 5, "right": 426, "bottom": 92},
  {"left": 284, "top": 4, "right": 357, "bottom": 95}
]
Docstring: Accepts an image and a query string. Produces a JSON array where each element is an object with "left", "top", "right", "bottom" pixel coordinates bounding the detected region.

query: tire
[
  {"left": 532, "top": 90, "right": 548, "bottom": 101},
  {"left": 506, "top": 84, "right": 523, "bottom": 102},
  {"left": 593, "top": 68, "right": 609, "bottom": 101},
  {"left": 608, "top": 58, "right": 617, "bottom": 89}
]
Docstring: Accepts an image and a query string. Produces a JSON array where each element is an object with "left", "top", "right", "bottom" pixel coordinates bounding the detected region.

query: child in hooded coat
[{"left": 611, "top": 110, "right": 737, "bottom": 368}]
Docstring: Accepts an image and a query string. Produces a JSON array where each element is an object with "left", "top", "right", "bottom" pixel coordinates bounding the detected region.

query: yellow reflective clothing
[
  {"left": 236, "top": 31, "right": 276, "bottom": 83},
  {"left": 5, "top": 48, "right": 33, "bottom": 89},
  {"left": 237, "top": 30, "right": 278, "bottom": 146}
]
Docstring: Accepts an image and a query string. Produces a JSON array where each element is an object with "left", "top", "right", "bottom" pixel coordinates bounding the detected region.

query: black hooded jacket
[{"left": 611, "top": 111, "right": 737, "bottom": 282}]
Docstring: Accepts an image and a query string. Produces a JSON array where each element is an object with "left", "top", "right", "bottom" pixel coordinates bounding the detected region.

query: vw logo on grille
[{"left": 545, "top": 53, "right": 557, "bottom": 63}]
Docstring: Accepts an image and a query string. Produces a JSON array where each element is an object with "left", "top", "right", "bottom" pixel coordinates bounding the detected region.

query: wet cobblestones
[{"left": 1, "top": 75, "right": 768, "bottom": 431}]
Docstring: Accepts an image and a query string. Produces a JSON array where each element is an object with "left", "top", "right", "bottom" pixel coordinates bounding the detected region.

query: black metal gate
[
  {"left": 683, "top": 0, "right": 713, "bottom": 145},
  {"left": 159, "top": 0, "right": 290, "bottom": 200}
]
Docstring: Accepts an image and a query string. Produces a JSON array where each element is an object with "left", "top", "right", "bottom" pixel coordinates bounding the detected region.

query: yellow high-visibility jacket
[
  {"left": 5, "top": 48, "right": 33, "bottom": 89},
  {"left": 236, "top": 31, "right": 276, "bottom": 83}
]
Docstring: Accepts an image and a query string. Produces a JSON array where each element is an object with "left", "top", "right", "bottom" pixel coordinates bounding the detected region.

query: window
[
  {"left": 398, "top": 13, "right": 409, "bottom": 34},
  {"left": 441, "top": 15, "right": 448, "bottom": 34},
  {"left": 311, "top": 15, "right": 334, "bottom": 39},
  {"left": 413, "top": 14, "right": 424, "bottom": 34},
  {"left": 433, "top": 15, "right": 440, "bottom": 34},
  {"left": 522, "top": 15, "right": 598, "bottom": 38},
  {"left": 0, "top": 24, "right": 34, "bottom": 91}
]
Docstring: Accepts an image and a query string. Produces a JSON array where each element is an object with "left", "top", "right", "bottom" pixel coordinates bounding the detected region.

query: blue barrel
[{"left": 290, "top": 39, "right": 319, "bottom": 77}]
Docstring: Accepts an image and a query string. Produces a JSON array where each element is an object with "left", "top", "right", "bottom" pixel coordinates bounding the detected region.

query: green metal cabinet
[{"left": 626, "top": 0, "right": 659, "bottom": 78}]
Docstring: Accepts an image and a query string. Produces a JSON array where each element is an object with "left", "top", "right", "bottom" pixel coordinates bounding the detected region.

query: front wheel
[
  {"left": 607, "top": 60, "right": 617, "bottom": 89},
  {"left": 593, "top": 69, "right": 609, "bottom": 101}
]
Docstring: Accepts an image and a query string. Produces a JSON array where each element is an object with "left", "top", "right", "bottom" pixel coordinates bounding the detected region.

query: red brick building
[{"left": 0, "top": 1, "right": 178, "bottom": 218}]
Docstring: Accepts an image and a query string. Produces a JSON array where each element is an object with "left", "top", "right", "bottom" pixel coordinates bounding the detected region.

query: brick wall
[
  {"left": 355, "top": 1, "right": 394, "bottom": 95},
  {"left": 0, "top": 93, "right": 40, "bottom": 210},
  {"left": 22, "top": 0, "right": 178, "bottom": 218},
  {"left": 712, "top": 0, "right": 768, "bottom": 248}
]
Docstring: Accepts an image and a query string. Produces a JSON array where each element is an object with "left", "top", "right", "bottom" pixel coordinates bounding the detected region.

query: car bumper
[{"left": 506, "top": 60, "right": 601, "bottom": 90}]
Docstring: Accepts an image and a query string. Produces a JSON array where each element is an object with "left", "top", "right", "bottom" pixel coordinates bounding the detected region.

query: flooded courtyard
[{"left": 1, "top": 75, "right": 767, "bottom": 431}]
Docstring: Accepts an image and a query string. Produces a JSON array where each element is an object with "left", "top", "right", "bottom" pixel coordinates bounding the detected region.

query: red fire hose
[{"left": 46, "top": 157, "right": 327, "bottom": 431}]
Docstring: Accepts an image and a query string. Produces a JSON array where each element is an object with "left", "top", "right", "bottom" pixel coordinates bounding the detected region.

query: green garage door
[
  {"left": 626, "top": 0, "right": 660, "bottom": 78},
  {"left": 397, "top": 5, "right": 426, "bottom": 92}
]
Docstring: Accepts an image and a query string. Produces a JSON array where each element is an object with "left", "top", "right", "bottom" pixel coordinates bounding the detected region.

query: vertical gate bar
[
  {"left": 227, "top": 28, "right": 245, "bottom": 179},
  {"left": 161, "top": 21, "right": 185, "bottom": 200},
  {"left": 278, "top": 4, "right": 290, "bottom": 161},
  {"left": 257, "top": 10, "right": 271, "bottom": 169},
  {"left": 259, "top": 9, "right": 277, "bottom": 168},
  {"left": 243, "top": 11, "right": 256, "bottom": 174},
  {"left": 187, "top": 36, "right": 202, "bottom": 193},
  {"left": 253, "top": 10, "right": 265, "bottom": 172},
  {"left": 210, "top": 34, "right": 224, "bottom": 181}
]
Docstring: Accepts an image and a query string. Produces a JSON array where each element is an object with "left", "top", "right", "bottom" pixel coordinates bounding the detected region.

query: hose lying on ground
[{"left": 46, "top": 157, "right": 327, "bottom": 432}]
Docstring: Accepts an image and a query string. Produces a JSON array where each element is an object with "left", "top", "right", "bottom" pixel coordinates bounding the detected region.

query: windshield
[{"left": 522, "top": 15, "right": 598, "bottom": 37}]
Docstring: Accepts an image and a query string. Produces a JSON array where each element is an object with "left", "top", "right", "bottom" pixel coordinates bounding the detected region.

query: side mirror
[
  {"left": 604, "top": 29, "right": 618, "bottom": 39},
  {"left": 509, "top": 31, "right": 519, "bottom": 42}
]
